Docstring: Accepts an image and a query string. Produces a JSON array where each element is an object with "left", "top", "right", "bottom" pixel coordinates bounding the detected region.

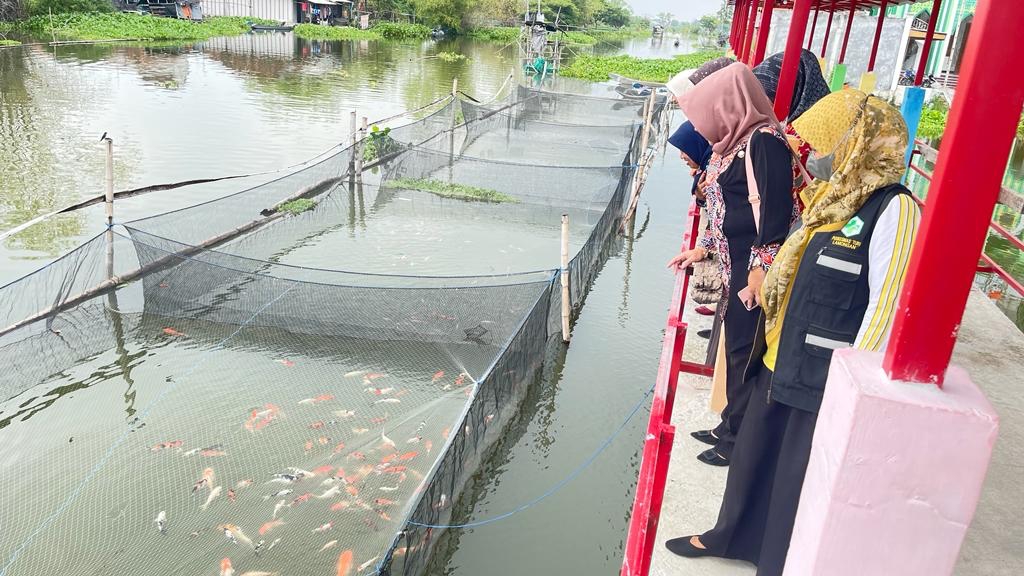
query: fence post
[
  {"left": 622, "top": 91, "right": 657, "bottom": 229},
  {"left": 561, "top": 214, "right": 571, "bottom": 343},
  {"left": 349, "top": 109, "right": 358, "bottom": 180},
  {"left": 355, "top": 116, "right": 367, "bottom": 183},
  {"left": 102, "top": 133, "right": 115, "bottom": 284}
]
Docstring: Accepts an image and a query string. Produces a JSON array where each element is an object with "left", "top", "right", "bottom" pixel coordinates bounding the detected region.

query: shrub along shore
[{"left": 559, "top": 51, "right": 724, "bottom": 83}]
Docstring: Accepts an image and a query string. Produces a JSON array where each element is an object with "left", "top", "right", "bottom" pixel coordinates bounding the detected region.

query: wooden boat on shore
[{"left": 249, "top": 23, "right": 295, "bottom": 32}]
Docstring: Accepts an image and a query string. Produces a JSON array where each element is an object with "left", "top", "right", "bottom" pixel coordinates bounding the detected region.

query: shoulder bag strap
[{"left": 744, "top": 132, "right": 762, "bottom": 236}]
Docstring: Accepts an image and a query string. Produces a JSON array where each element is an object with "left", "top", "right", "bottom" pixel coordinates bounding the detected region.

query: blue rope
[
  {"left": 0, "top": 282, "right": 299, "bottom": 576},
  {"left": 406, "top": 383, "right": 655, "bottom": 529}
]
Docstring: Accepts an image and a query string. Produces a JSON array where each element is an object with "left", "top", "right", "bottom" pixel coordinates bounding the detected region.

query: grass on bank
[
  {"left": 386, "top": 178, "right": 517, "bottom": 203},
  {"left": 467, "top": 25, "right": 647, "bottom": 46},
  {"left": 0, "top": 39, "right": 21, "bottom": 46},
  {"left": 559, "top": 51, "right": 724, "bottom": 83},
  {"left": 18, "top": 13, "right": 275, "bottom": 41}
]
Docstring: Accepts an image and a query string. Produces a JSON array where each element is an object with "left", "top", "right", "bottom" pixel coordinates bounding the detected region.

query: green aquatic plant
[
  {"left": 559, "top": 50, "right": 724, "bottom": 82},
  {"left": 18, "top": 14, "right": 274, "bottom": 41},
  {"left": 362, "top": 125, "right": 402, "bottom": 162},
  {"left": 0, "top": 39, "right": 20, "bottom": 47},
  {"left": 385, "top": 178, "right": 517, "bottom": 203},
  {"left": 293, "top": 23, "right": 380, "bottom": 41},
  {"left": 435, "top": 51, "right": 466, "bottom": 62},
  {"left": 278, "top": 198, "right": 317, "bottom": 215},
  {"left": 467, "top": 26, "right": 519, "bottom": 43},
  {"left": 372, "top": 22, "right": 431, "bottom": 40}
]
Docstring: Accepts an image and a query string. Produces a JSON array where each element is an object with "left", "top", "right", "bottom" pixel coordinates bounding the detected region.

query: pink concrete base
[{"left": 784, "top": 348, "right": 999, "bottom": 576}]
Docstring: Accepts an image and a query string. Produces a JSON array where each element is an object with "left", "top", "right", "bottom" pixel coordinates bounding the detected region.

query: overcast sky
[{"left": 625, "top": 0, "right": 721, "bottom": 20}]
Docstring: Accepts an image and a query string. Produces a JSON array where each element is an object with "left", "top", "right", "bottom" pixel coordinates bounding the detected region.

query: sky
[{"left": 624, "top": 0, "right": 722, "bottom": 20}]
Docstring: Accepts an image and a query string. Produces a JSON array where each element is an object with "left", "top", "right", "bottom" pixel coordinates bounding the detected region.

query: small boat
[{"left": 250, "top": 22, "right": 295, "bottom": 32}]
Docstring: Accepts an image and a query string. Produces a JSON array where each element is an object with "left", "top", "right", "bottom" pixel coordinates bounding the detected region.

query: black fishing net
[{"left": 0, "top": 89, "right": 666, "bottom": 576}]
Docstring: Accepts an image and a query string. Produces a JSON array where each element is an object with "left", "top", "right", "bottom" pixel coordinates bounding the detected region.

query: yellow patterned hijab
[{"left": 761, "top": 90, "right": 908, "bottom": 343}]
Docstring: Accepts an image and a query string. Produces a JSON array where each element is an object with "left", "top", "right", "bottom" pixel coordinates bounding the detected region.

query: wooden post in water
[
  {"left": 103, "top": 133, "right": 115, "bottom": 286},
  {"left": 561, "top": 214, "right": 571, "bottom": 343},
  {"left": 449, "top": 77, "right": 459, "bottom": 182},
  {"left": 349, "top": 110, "right": 357, "bottom": 183},
  {"left": 356, "top": 116, "right": 367, "bottom": 183},
  {"left": 622, "top": 91, "right": 657, "bottom": 230}
]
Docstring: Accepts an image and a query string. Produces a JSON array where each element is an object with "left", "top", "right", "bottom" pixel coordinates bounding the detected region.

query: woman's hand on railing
[{"left": 667, "top": 247, "right": 708, "bottom": 270}]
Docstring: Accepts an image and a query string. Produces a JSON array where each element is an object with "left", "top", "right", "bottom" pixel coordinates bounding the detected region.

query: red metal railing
[
  {"left": 621, "top": 201, "right": 711, "bottom": 576},
  {"left": 909, "top": 143, "right": 1024, "bottom": 296}
]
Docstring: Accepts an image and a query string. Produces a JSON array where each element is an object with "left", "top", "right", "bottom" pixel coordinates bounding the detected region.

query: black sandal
[
  {"left": 697, "top": 448, "right": 730, "bottom": 467},
  {"left": 690, "top": 429, "right": 719, "bottom": 446},
  {"left": 665, "top": 535, "right": 715, "bottom": 558}
]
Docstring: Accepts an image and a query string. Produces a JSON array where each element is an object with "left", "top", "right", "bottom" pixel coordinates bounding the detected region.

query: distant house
[{"left": 202, "top": 0, "right": 296, "bottom": 24}]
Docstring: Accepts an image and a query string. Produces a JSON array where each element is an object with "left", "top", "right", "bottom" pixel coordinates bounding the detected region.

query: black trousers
[
  {"left": 709, "top": 287, "right": 761, "bottom": 459},
  {"left": 701, "top": 368, "right": 818, "bottom": 576}
]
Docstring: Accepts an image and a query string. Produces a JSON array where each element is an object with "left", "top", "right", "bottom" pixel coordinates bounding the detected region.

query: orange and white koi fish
[
  {"left": 192, "top": 468, "right": 215, "bottom": 493},
  {"left": 431, "top": 371, "right": 445, "bottom": 383},
  {"left": 351, "top": 428, "right": 369, "bottom": 435},
  {"left": 365, "top": 387, "right": 395, "bottom": 395},
  {"left": 245, "top": 404, "right": 280, "bottom": 432},
  {"left": 235, "top": 479, "right": 254, "bottom": 489},
  {"left": 343, "top": 370, "right": 369, "bottom": 378},
  {"left": 150, "top": 440, "right": 183, "bottom": 452},
  {"left": 320, "top": 540, "right": 339, "bottom": 552},
  {"left": 380, "top": 431, "right": 397, "bottom": 452},
  {"left": 424, "top": 440, "right": 433, "bottom": 454},
  {"left": 277, "top": 359, "right": 295, "bottom": 367},
  {"left": 382, "top": 465, "right": 406, "bottom": 474},
  {"left": 345, "top": 485, "right": 359, "bottom": 497},
  {"left": 201, "top": 486, "right": 222, "bottom": 510},
  {"left": 441, "top": 427, "right": 450, "bottom": 440},
  {"left": 312, "top": 465, "right": 334, "bottom": 476},
  {"left": 406, "top": 436, "right": 421, "bottom": 444},
  {"left": 220, "top": 558, "right": 234, "bottom": 576},
  {"left": 370, "top": 416, "right": 388, "bottom": 425},
  {"left": 289, "top": 493, "right": 313, "bottom": 507},
  {"left": 318, "top": 436, "right": 330, "bottom": 446},
  {"left": 258, "top": 519, "right": 285, "bottom": 536},
  {"left": 227, "top": 489, "right": 236, "bottom": 503},
  {"left": 272, "top": 499, "right": 288, "bottom": 519},
  {"left": 373, "top": 498, "right": 395, "bottom": 506},
  {"left": 313, "top": 521, "right": 334, "bottom": 533},
  {"left": 363, "top": 373, "right": 386, "bottom": 382},
  {"left": 200, "top": 447, "right": 227, "bottom": 457},
  {"left": 330, "top": 501, "right": 350, "bottom": 512},
  {"left": 310, "top": 421, "right": 325, "bottom": 430},
  {"left": 299, "top": 393, "right": 334, "bottom": 405},
  {"left": 332, "top": 442, "right": 347, "bottom": 456},
  {"left": 163, "top": 327, "right": 185, "bottom": 337},
  {"left": 484, "top": 414, "right": 495, "bottom": 425},
  {"left": 219, "top": 524, "right": 254, "bottom": 548},
  {"left": 357, "top": 556, "right": 379, "bottom": 573},
  {"left": 336, "top": 550, "right": 354, "bottom": 576},
  {"left": 454, "top": 373, "right": 467, "bottom": 387}
]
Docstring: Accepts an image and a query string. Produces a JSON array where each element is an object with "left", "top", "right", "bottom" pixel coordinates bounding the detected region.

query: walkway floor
[{"left": 651, "top": 289, "right": 1024, "bottom": 576}]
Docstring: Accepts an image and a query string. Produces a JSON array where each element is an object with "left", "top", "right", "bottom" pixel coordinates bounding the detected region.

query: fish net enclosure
[{"left": 0, "top": 89, "right": 667, "bottom": 576}]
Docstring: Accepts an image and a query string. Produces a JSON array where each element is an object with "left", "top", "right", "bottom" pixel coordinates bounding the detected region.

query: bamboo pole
[
  {"left": 621, "top": 92, "right": 657, "bottom": 230},
  {"left": 561, "top": 213, "right": 571, "bottom": 343},
  {"left": 104, "top": 135, "right": 114, "bottom": 226},
  {"left": 355, "top": 116, "right": 367, "bottom": 183}
]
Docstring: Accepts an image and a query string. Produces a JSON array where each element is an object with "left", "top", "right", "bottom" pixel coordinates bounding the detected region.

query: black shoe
[
  {"left": 665, "top": 535, "right": 715, "bottom": 558},
  {"left": 697, "top": 448, "right": 729, "bottom": 467},
  {"left": 697, "top": 329, "right": 711, "bottom": 339},
  {"left": 690, "top": 429, "right": 719, "bottom": 446}
]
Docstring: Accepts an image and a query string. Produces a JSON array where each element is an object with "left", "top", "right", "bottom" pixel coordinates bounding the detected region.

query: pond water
[{"left": 0, "top": 31, "right": 697, "bottom": 576}]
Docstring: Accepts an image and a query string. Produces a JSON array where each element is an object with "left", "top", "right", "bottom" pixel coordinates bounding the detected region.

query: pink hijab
[{"left": 677, "top": 62, "right": 779, "bottom": 156}]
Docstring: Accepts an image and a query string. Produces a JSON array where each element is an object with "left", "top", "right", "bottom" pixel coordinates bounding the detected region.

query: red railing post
[
  {"left": 807, "top": 1, "right": 820, "bottom": 49},
  {"left": 753, "top": 0, "right": 776, "bottom": 65},
  {"left": 774, "top": 0, "right": 815, "bottom": 121},
  {"left": 884, "top": 0, "right": 1024, "bottom": 384},
  {"left": 820, "top": 0, "right": 836, "bottom": 57},
  {"left": 838, "top": 0, "right": 857, "bottom": 63},
  {"left": 730, "top": 1, "right": 741, "bottom": 52},
  {"left": 742, "top": 0, "right": 760, "bottom": 62},
  {"left": 914, "top": 0, "right": 942, "bottom": 85},
  {"left": 733, "top": 0, "right": 750, "bottom": 54},
  {"left": 868, "top": 0, "right": 888, "bottom": 71}
]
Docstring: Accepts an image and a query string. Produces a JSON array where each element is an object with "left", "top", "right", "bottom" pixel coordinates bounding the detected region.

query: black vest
[{"left": 770, "top": 184, "right": 909, "bottom": 414}]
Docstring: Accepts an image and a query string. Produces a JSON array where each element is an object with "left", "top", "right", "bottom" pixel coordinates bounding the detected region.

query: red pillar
[
  {"left": 741, "top": 0, "right": 760, "bottom": 62},
  {"left": 734, "top": 0, "right": 749, "bottom": 55},
  {"left": 868, "top": 0, "right": 888, "bottom": 71},
  {"left": 838, "top": 0, "right": 856, "bottom": 63},
  {"left": 807, "top": 2, "right": 820, "bottom": 49},
  {"left": 884, "top": 0, "right": 1024, "bottom": 384},
  {"left": 820, "top": 0, "right": 836, "bottom": 57},
  {"left": 914, "top": 0, "right": 942, "bottom": 85},
  {"left": 730, "top": 1, "right": 742, "bottom": 52},
  {"left": 773, "top": 0, "right": 814, "bottom": 121},
  {"left": 752, "top": 0, "right": 775, "bottom": 65}
]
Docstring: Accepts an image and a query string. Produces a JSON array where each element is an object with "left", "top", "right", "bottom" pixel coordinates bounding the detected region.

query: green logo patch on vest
[{"left": 841, "top": 216, "right": 865, "bottom": 237}]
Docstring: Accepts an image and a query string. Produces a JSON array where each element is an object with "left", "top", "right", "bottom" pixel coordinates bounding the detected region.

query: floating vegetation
[
  {"left": 362, "top": 126, "right": 402, "bottom": 162},
  {"left": 435, "top": 51, "right": 466, "bottom": 62},
  {"left": 278, "top": 198, "right": 317, "bottom": 215},
  {"left": 467, "top": 26, "right": 519, "bottom": 43},
  {"left": 559, "top": 51, "right": 725, "bottom": 82},
  {"left": 0, "top": 39, "right": 20, "bottom": 47},
  {"left": 293, "top": 24, "right": 379, "bottom": 41},
  {"left": 372, "top": 22, "right": 431, "bottom": 40},
  {"left": 386, "top": 178, "right": 517, "bottom": 203},
  {"left": 17, "top": 14, "right": 275, "bottom": 41}
]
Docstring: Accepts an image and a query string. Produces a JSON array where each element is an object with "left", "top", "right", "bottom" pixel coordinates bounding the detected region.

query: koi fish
[
  {"left": 193, "top": 468, "right": 215, "bottom": 493},
  {"left": 370, "top": 416, "right": 388, "bottom": 425},
  {"left": 398, "top": 452, "right": 418, "bottom": 461},
  {"left": 373, "top": 398, "right": 400, "bottom": 405},
  {"left": 253, "top": 539, "right": 266, "bottom": 556},
  {"left": 363, "top": 373, "right": 386, "bottom": 382},
  {"left": 357, "top": 556, "right": 379, "bottom": 572},
  {"left": 345, "top": 485, "right": 359, "bottom": 497},
  {"left": 454, "top": 373, "right": 467, "bottom": 387},
  {"left": 220, "top": 558, "right": 234, "bottom": 576},
  {"left": 378, "top": 510, "right": 392, "bottom": 522},
  {"left": 219, "top": 524, "right": 254, "bottom": 548},
  {"left": 351, "top": 428, "right": 369, "bottom": 435},
  {"left": 227, "top": 489, "right": 236, "bottom": 503},
  {"left": 347, "top": 451, "right": 366, "bottom": 461},
  {"left": 201, "top": 486, "right": 222, "bottom": 510},
  {"left": 312, "top": 465, "right": 334, "bottom": 476},
  {"left": 379, "top": 485, "right": 400, "bottom": 492},
  {"left": 263, "top": 489, "right": 293, "bottom": 501},
  {"left": 382, "top": 465, "right": 406, "bottom": 474},
  {"left": 183, "top": 448, "right": 202, "bottom": 457},
  {"left": 286, "top": 467, "right": 314, "bottom": 477},
  {"left": 334, "top": 410, "right": 356, "bottom": 418},
  {"left": 313, "top": 522, "right": 334, "bottom": 533},
  {"left": 201, "top": 447, "right": 227, "bottom": 457},
  {"left": 336, "top": 550, "right": 354, "bottom": 576},
  {"left": 310, "top": 421, "right": 325, "bottom": 430},
  {"left": 381, "top": 453, "right": 398, "bottom": 464},
  {"left": 406, "top": 436, "right": 421, "bottom": 444},
  {"left": 332, "top": 442, "right": 347, "bottom": 456},
  {"left": 163, "top": 327, "right": 185, "bottom": 337},
  {"left": 319, "top": 437, "right": 330, "bottom": 446},
  {"left": 245, "top": 404, "right": 280, "bottom": 432},
  {"left": 424, "top": 440, "right": 433, "bottom": 454},
  {"left": 365, "top": 387, "right": 394, "bottom": 395},
  {"left": 158, "top": 281, "right": 169, "bottom": 288},
  {"left": 318, "top": 485, "right": 341, "bottom": 499},
  {"left": 441, "top": 427, "right": 450, "bottom": 440},
  {"left": 155, "top": 510, "right": 167, "bottom": 534},
  {"left": 277, "top": 359, "right": 295, "bottom": 367},
  {"left": 321, "top": 540, "right": 339, "bottom": 552},
  {"left": 374, "top": 498, "right": 395, "bottom": 506},
  {"left": 150, "top": 440, "right": 183, "bottom": 452},
  {"left": 343, "top": 370, "right": 369, "bottom": 378},
  {"left": 484, "top": 414, "right": 495, "bottom": 425},
  {"left": 272, "top": 499, "right": 287, "bottom": 519},
  {"left": 267, "top": 538, "right": 282, "bottom": 551},
  {"left": 304, "top": 441, "right": 314, "bottom": 453},
  {"left": 330, "top": 501, "right": 350, "bottom": 512},
  {"left": 431, "top": 371, "right": 445, "bottom": 383},
  {"left": 381, "top": 431, "right": 397, "bottom": 452},
  {"left": 290, "top": 493, "right": 313, "bottom": 507},
  {"left": 259, "top": 519, "right": 285, "bottom": 536},
  {"left": 235, "top": 479, "right": 254, "bottom": 489}
]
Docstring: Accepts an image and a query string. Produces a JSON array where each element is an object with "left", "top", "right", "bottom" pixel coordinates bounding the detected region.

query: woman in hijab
[
  {"left": 665, "top": 90, "right": 920, "bottom": 576},
  {"left": 667, "top": 63, "right": 797, "bottom": 467},
  {"left": 668, "top": 121, "right": 713, "bottom": 199}
]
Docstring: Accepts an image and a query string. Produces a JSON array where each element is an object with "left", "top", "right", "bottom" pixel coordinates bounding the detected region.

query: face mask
[{"left": 806, "top": 151, "right": 835, "bottom": 181}]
